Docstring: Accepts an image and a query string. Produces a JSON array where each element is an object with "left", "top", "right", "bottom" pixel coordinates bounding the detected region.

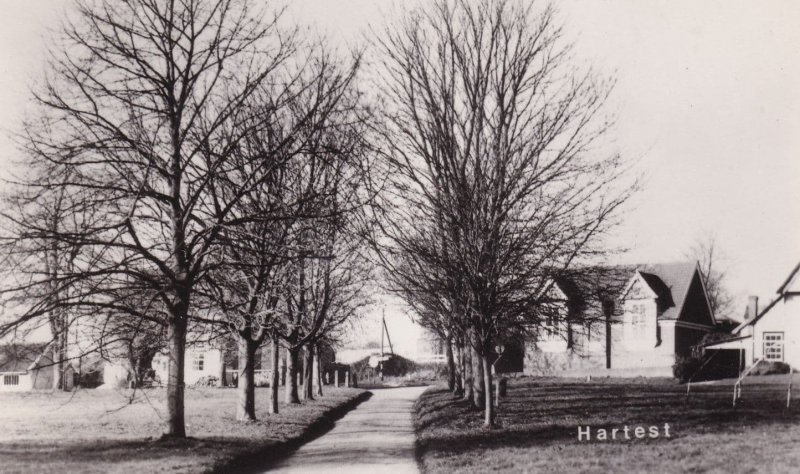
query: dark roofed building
[
  {"left": 525, "top": 261, "right": 717, "bottom": 377},
  {"left": 0, "top": 343, "right": 75, "bottom": 391}
]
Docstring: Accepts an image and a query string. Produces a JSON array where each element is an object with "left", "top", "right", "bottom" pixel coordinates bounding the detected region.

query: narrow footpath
[{"left": 268, "top": 385, "right": 428, "bottom": 473}]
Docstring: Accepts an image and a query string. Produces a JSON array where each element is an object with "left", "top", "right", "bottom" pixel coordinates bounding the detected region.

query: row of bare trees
[
  {"left": 0, "top": 0, "right": 374, "bottom": 436},
  {"left": 368, "top": 0, "right": 632, "bottom": 427},
  {"left": 0, "top": 0, "right": 635, "bottom": 435}
]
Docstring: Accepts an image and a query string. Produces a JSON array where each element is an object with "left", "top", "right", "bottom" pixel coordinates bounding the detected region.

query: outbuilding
[
  {"left": 706, "top": 262, "right": 800, "bottom": 369},
  {"left": 0, "top": 343, "right": 75, "bottom": 391}
]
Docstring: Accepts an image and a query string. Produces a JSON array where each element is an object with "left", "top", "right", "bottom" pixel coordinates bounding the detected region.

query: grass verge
[
  {"left": 413, "top": 375, "right": 800, "bottom": 473},
  {"left": 0, "top": 386, "right": 368, "bottom": 473}
]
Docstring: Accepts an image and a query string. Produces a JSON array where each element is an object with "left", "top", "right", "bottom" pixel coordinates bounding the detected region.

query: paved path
[{"left": 268, "top": 386, "right": 428, "bottom": 473}]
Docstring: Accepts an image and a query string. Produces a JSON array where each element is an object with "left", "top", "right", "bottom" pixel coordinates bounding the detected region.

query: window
[
  {"left": 3, "top": 375, "right": 19, "bottom": 386},
  {"left": 192, "top": 354, "right": 205, "bottom": 371},
  {"left": 630, "top": 303, "right": 647, "bottom": 338},
  {"left": 763, "top": 332, "right": 784, "bottom": 361},
  {"left": 632, "top": 312, "right": 646, "bottom": 338}
]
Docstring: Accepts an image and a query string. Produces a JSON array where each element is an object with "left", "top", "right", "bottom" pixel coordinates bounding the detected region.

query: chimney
[{"left": 745, "top": 296, "right": 759, "bottom": 320}]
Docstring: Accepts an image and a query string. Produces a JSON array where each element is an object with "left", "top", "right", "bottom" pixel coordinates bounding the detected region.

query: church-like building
[{"left": 523, "top": 262, "right": 717, "bottom": 377}]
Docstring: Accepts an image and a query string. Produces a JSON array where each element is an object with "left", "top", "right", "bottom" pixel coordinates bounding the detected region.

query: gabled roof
[
  {"left": 621, "top": 272, "right": 660, "bottom": 300},
  {"left": 734, "top": 261, "right": 800, "bottom": 333},
  {"left": 777, "top": 261, "right": 800, "bottom": 294},
  {"left": 733, "top": 296, "right": 780, "bottom": 333},
  {"left": 547, "top": 278, "right": 571, "bottom": 302},
  {"left": 634, "top": 262, "right": 697, "bottom": 320},
  {"left": 552, "top": 266, "right": 634, "bottom": 305},
  {"left": 0, "top": 343, "right": 51, "bottom": 373},
  {"left": 552, "top": 261, "right": 701, "bottom": 321}
]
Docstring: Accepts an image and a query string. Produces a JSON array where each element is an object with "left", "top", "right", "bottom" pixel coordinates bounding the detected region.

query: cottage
[
  {"left": 705, "top": 262, "right": 800, "bottom": 369},
  {"left": 0, "top": 343, "right": 75, "bottom": 391},
  {"left": 524, "top": 262, "right": 717, "bottom": 377},
  {"left": 152, "top": 346, "right": 223, "bottom": 386}
]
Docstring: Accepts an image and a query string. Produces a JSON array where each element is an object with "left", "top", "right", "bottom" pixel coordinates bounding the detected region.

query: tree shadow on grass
[
  {"left": 211, "top": 391, "right": 373, "bottom": 473},
  {"left": 0, "top": 391, "right": 373, "bottom": 473},
  {"left": 414, "top": 379, "right": 800, "bottom": 462},
  {"left": 0, "top": 437, "right": 246, "bottom": 469}
]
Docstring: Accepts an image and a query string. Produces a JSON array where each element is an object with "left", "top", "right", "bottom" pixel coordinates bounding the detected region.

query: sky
[{"left": 1, "top": 1, "right": 798, "bottom": 352}]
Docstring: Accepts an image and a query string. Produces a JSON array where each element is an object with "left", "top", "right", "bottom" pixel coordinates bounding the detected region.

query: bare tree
[
  {"left": 686, "top": 235, "right": 733, "bottom": 319},
  {"left": 200, "top": 43, "right": 362, "bottom": 420},
  {"left": 0, "top": 165, "right": 101, "bottom": 390},
  {"left": 372, "top": 0, "right": 631, "bottom": 426},
  {"left": 278, "top": 177, "right": 374, "bottom": 404},
  {"left": 197, "top": 42, "right": 372, "bottom": 414},
  {"left": 0, "top": 0, "right": 320, "bottom": 438}
]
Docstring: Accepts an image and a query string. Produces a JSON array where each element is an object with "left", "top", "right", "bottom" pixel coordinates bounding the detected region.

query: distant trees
[
  {"left": 0, "top": 175, "right": 82, "bottom": 390},
  {"left": 686, "top": 235, "right": 734, "bottom": 319},
  {"left": 372, "top": 0, "right": 631, "bottom": 426},
  {"left": 202, "top": 46, "right": 373, "bottom": 418}
]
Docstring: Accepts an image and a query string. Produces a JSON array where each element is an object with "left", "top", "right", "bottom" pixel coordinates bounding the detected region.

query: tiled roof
[
  {"left": 734, "top": 261, "right": 800, "bottom": 333},
  {"left": 635, "top": 262, "right": 697, "bottom": 320},
  {"left": 553, "top": 262, "right": 698, "bottom": 321},
  {"left": 0, "top": 343, "right": 51, "bottom": 373},
  {"left": 552, "top": 266, "right": 634, "bottom": 314}
]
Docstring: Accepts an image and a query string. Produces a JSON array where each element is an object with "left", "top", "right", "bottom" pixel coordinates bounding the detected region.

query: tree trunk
[
  {"left": 446, "top": 338, "right": 456, "bottom": 392},
  {"left": 269, "top": 335, "right": 279, "bottom": 414},
  {"left": 453, "top": 343, "right": 463, "bottom": 396},
  {"left": 52, "top": 353, "right": 62, "bottom": 390},
  {"left": 164, "top": 315, "right": 187, "bottom": 437},
  {"left": 472, "top": 346, "right": 485, "bottom": 409},
  {"left": 462, "top": 344, "right": 473, "bottom": 402},
  {"left": 314, "top": 350, "right": 323, "bottom": 397},
  {"left": 303, "top": 345, "right": 314, "bottom": 400},
  {"left": 236, "top": 335, "right": 257, "bottom": 421},
  {"left": 482, "top": 353, "right": 495, "bottom": 427},
  {"left": 217, "top": 346, "right": 227, "bottom": 387},
  {"left": 285, "top": 346, "right": 300, "bottom": 404},
  {"left": 52, "top": 332, "right": 64, "bottom": 390},
  {"left": 51, "top": 309, "right": 68, "bottom": 391}
]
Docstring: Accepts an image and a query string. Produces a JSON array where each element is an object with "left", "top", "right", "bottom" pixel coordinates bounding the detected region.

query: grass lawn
[
  {"left": 414, "top": 375, "right": 800, "bottom": 473},
  {"left": 0, "top": 385, "right": 367, "bottom": 473}
]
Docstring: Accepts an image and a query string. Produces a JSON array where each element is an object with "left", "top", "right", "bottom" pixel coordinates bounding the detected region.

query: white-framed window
[
  {"left": 192, "top": 354, "right": 205, "bottom": 371},
  {"left": 3, "top": 374, "right": 20, "bottom": 386},
  {"left": 631, "top": 303, "right": 647, "bottom": 338},
  {"left": 545, "top": 314, "right": 556, "bottom": 334},
  {"left": 763, "top": 332, "right": 784, "bottom": 362}
]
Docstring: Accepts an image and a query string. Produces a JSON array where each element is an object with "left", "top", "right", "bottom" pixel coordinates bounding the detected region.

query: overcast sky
[{"left": 1, "top": 1, "right": 798, "bottom": 349}]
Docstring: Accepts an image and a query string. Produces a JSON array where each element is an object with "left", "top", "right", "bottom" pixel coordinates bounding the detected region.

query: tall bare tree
[
  {"left": 0, "top": 0, "right": 324, "bottom": 438},
  {"left": 372, "top": 0, "right": 631, "bottom": 426}
]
